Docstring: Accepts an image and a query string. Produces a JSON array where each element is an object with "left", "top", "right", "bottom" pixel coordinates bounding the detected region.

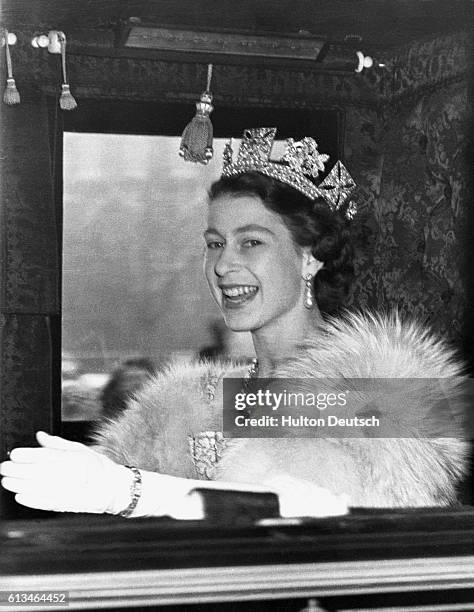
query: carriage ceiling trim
[{"left": 0, "top": 0, "right": 472, "bottom": 50}]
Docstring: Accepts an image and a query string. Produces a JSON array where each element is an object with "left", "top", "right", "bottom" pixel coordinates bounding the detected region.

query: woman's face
[{"left": 204, "top": 194, "right": 305, "bottom": 332}]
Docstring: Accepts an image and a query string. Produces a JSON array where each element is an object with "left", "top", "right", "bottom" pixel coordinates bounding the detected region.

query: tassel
[
  {"left": 3, "top": 29, "right": 20, "bottom": 105},
  {"left": 4, "top": 78, "right": 20, "bottom": 105},
  {"left": 59, "top": 83, "right": 76, "bottom": 110},
  {"left": 179, "top": 64, "right": 214, "bottom": 164},
  {"left": 58, "top": 32, "right": 77, "bottom": 110}
]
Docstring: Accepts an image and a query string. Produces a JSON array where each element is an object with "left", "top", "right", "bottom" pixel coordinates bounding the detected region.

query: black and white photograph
[{"left": 0, "top": 1, "right": 473, "bottom": 610}]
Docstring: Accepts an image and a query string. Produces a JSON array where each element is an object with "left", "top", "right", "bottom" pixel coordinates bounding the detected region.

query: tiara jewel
[
  {"left": 318, "top": 161, "right": 357, "bottom": 211},
  {"left": 282, "top": 137, "right": 330, "bottom": 178},
  {"left": 222, "top": 127, "right": 357, "bottom": 219}
]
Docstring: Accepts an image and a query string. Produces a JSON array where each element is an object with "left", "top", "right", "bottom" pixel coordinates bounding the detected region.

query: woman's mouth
[{"left": 220, "top": 285, "right": 259, "bottom": 308}]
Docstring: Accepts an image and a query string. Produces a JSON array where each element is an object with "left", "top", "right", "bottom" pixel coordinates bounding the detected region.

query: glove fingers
[
  {"left": 15, "top": 492, "right": 107, "bottom": 514},
  {"left": 1, "top": 476, "right": 61, "bottom": 496},
  {"left": 15, "top": 494, "right": 59, "bottom": 511},
  {"left": 1, "top": 476, "right": 36, "bottom": 494},
  {"left": 3, "top": 474, "right": 104, "bottom": 503},
  {"left": 9, "top": 447, "right": 67, "bottom": 464},
  {"left": 2, "top": 437, "right": 122, "bottom": 515},
  {"left": 36, "top": 431, "right": 86, "bottom": 452},
  {"left": 0, "top": 461, "right": 45, "bottom": 479},
  {"left": 2, "top": 461, "right": 93, "bottom": 493},
  {"left": 14, "top": 493, "right": 86, "bottom": 513}
]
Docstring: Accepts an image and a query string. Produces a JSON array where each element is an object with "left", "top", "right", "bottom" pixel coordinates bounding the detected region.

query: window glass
[{"left": 62, "top": 133, "right": 254, "bottom": 422}]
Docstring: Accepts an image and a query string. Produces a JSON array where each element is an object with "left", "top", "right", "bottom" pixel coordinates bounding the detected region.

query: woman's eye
[
  {"left": 242, "top": 239, "right": 262, "bottom": 248},
  {"left": 206, "top": 241, "right": 223, "bottom": 250}
]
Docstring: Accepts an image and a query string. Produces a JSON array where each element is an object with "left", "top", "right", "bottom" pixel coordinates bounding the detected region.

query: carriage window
[
  {"left": 61, "top": 133, "right": 258, "bottom": 423},
  {"left": 60, "top": 102, "right": 339, "bottom": 429}
]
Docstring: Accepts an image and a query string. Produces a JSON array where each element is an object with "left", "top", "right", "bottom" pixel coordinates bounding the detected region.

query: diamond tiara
[{"left": 221, "top": 127, "right": 357, "bottom": 219}]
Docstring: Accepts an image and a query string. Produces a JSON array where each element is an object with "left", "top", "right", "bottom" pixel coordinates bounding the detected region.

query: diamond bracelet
[{"left": 119, "top": 466, "right": 142, "bottom": 518}]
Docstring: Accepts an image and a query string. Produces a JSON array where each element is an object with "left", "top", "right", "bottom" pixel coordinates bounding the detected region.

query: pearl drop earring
[{"left": 303, "top": 273, "right": 314, "bottom": 309}]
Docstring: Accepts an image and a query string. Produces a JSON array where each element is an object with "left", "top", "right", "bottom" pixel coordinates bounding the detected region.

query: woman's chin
[
  {"left": 223, "top": 318, "right": 254, "bottom": 332},
  {"left": 221, "top": 310, "right": 258, "bottom": 332}
]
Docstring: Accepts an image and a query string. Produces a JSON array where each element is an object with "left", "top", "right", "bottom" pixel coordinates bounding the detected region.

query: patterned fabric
[
  {"left": 194, "top": 369, "right": 230, "bottom": 479},
  {"left": 0, "top": 97, "right": 59, "bottom": 314},
  {"left": 346, "top": 79, "right": 469, "bottom": 345},
  {"left": 189, "top": 431, "right": 227, "bottom": 480},
  {"left": 200, "top": 373, "right": 220, "bottom": 403}
]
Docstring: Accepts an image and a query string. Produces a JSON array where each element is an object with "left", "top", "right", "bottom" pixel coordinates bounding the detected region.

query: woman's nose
[{"left": 214, "top": 245, "right": 240, "bottom": 277}]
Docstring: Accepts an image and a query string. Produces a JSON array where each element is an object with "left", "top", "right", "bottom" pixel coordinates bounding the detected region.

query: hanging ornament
[
  {"left": 58, "top": 31, "right": 77, "bottom": 110},
  {"left": 179, "top": 64, "right": 214, "bottom": 164},
  {"left": 3, "top": 29, "right": 20, "bottom": 105}
]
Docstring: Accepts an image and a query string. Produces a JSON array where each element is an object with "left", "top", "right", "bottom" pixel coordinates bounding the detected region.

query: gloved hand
[
  {"left": 0, "top": 433, "right": 349, "bottom": 519},
  {"left": 0, "top": 432, "right": 133, "bottom": 514},
  {"left": 262, "top": 475, "right": 349, "bottom": 518},
  {"left": 0, "top": 432, "right": 207, "bottom": 518}
]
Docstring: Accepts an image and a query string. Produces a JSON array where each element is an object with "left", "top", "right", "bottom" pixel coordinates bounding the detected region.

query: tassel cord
[
  {"left": 206, "top": 63, "right": 213, "bottom": 92},
  {"left": 60, "top": 34, "right": 68, "bottom": 84},
  {"left": 4, "top": 29, "right": 13, "bottom": 79}
]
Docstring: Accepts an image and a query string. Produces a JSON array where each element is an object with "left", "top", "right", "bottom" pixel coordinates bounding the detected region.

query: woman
[{"left": 0, "top": 128, "right": 468, "bottom": 518}]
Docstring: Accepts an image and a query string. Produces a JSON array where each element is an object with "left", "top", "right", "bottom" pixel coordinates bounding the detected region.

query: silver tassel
[
  {"left": 3, "top": 30, "right": 20, "bottom": 105},
  {"left": 179, "top": 64, "right": 214, "bottom": 164},
  {"left": 58, "top": 32, "right": 77, "bottom": 110}
]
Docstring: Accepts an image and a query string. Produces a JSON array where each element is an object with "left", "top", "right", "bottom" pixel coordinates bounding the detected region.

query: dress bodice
[{"left": 189, "top": 430, "right": 227, "bottom": 479}]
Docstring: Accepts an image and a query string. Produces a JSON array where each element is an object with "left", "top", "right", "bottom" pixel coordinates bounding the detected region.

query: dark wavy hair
[{"left": 208, "top": 171, "right": 354, "bottom": 315}]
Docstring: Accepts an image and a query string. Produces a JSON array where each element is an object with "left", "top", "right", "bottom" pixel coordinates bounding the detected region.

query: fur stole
[{"left": 92, "top": 312, "right": 469, "bottom": 507}]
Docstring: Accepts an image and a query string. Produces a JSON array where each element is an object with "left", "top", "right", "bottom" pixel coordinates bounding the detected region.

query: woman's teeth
[
  {"left": 221, "top": 286, "right": 258, "bottom": 308},
  {"left": 222, "top": 286, "right": 258, "bottom": 298}
]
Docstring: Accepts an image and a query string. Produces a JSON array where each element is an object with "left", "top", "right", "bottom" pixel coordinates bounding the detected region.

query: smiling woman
[
  {"left": 0, "top": 127, "right": 468, "bottom": 519},
  {"left": 204, "top": 194, "right": 309, "bottom": 338},
  {"left": 60, "top": 133, "right": 302, "bottom": 426}
]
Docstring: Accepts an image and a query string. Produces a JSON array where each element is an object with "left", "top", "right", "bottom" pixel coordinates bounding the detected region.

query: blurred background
[{"left": 62, "top": 134, "right": 255, "bottom": 422}]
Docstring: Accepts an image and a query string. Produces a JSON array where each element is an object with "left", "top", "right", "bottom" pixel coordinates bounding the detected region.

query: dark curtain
[
  {"left": 347, "top": 79, "right": 472, "bottom": 353},
  {"left": 0, "top": 91, "right": 60, "bottom": 518}
]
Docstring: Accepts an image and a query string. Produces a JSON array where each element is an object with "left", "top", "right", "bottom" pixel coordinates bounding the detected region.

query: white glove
[
  {"left": 0, "top": 432, "right": 205, "bottom": 518},
  {"left": 262, "top": 475, "right": 349, "bottom": 518},
  {"left": 0, "top": 432, "right": 133, "bottom": 514},
  {"left": 0, "top": 433, "right": 349, "bottom": 519}
]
